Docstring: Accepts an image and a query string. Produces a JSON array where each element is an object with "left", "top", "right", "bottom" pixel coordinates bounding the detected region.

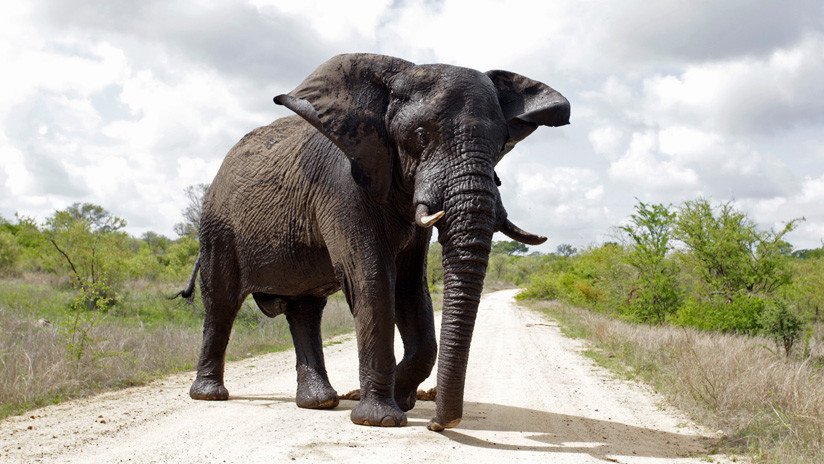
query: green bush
[
  {"left": 625, "top": 269, "right": 680, "bottom": 323},
  {"left": 0, "top": 230, "right": 21, "bottom": 275},
  {"left": 69, "top": 278, "right": 118, "bottom": 313},
  {"left": 673, "top": 294, "right": 766, "bottom": 334},
  {"left": 760, "top": 300, "right": 804, "bottom": 357},
  {"left": 518, "top": 272, "right": 561, "bottom": 300},
  {"left": 518, "top": 244, "right": 632, "bottom": 315}
]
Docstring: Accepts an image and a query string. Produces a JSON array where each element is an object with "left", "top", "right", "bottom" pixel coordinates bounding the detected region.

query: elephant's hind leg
[
  {"left": 190, "top": 274, "right": 243, "bottom": 401},
  {"left": 286, "top": 296, "right": 339, "bottom": 409}
]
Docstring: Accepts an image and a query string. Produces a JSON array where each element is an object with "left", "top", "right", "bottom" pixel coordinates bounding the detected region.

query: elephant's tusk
[
  {"left": 501, "top": 218, "right": 547, "bottom": 245},
  {"left": 415, "top": 204, "right": 445, "bottom": 228},
  {"left": 420, "top": 211, "right": 445, "bottom": 227}
]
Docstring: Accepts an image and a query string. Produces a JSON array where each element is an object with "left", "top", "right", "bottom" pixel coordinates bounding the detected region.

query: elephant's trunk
[{"left": 429, "top": 173, "right": 495, "bottom": 431}]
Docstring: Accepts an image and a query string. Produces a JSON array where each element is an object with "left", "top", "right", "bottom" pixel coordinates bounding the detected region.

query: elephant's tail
[{"left": 171, "top": 255, "right": 200, "bottom": 303}]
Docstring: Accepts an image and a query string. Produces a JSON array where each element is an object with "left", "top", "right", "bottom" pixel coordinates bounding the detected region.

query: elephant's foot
[
  {"left": 350, "top": 395, "right": 407, "bottom": 427},
  {"left": 395, "top": 382, "right": 437, "bottom": 411},
  {"left": 189, "top": 376, "right": 229, "bottom": 401},
  {"left": 393, "top": 383, "right": 417, "bottom": 412},
  {"left": 295, "top": 370, "right": 339, "bottom": 409}
]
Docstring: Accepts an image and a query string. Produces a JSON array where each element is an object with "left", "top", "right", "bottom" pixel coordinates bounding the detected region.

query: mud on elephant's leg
[
  {"left": 286, "top": 296, "right": 339, "bottom": 409},
  {"left": 393, "top": 231, "right": 437, "bottom": 412},
  {"left": 190, "top": 280, "right": 242, "bottom": 401}
]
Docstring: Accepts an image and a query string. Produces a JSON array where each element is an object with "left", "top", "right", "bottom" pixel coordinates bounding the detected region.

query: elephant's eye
[{"left": 414, "top": 126, "right": 429, "bottom": 147}]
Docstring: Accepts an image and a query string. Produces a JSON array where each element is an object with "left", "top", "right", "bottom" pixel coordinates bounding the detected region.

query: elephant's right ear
[
  {"left": 274, "top": 53, "right": 414, "bottom": 203},
  {"left": 486, "top": 70, "right": 571, "bottom": 155}
]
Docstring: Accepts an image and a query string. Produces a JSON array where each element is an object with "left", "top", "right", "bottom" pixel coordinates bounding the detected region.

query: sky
[{"left": 1, "top": 0, "right": 823, "bottom": 251}]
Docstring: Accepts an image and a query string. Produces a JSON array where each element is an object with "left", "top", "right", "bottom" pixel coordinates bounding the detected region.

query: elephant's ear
[
  {"left": 486, "top": 70, "right": 571, "bottom": 155},
  {"left": 275, "top": 53, "right": 414, "bottom": 203}
]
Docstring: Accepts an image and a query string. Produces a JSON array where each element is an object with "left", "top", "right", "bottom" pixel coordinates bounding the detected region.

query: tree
[
  {"left": 64, "top": 203, "right": 126, "bottom": 232},
  {"left": 671, "top": 199, "right": 801, "bottom": 334},
  {"left": 46, "top": 203, "right": 129, "bottom": 311},
  {"left": 791, "top": 246, "right": 824, "bottom": 259},
  {"left": 174, "top": 183, "right": 210, "bottom": 238},
  {"left": 492, "top": 240, "right": 528, "bottom": 255},
  {"left": 674, "top": 199, "right": 799, "bottom": 297},
  {"left": 619, "top": 201, "right": 680, "bottom": 323},
  {"left": 556, "top": 243, "right": 577, "bottom": 257},
  {"left": 141, "top": 231, "right": 172, "bottom": 255}
]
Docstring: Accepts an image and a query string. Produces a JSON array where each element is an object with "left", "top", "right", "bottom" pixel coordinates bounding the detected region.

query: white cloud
[
  {"left": 658, "top": 126, "right": 721, "bottom": 159},
  {"left": 604, "top": 0, "right": 821, "bottom": 62},
  {"left": 496, "top": 161, "right": 611, "bottom": 246},
  {"left": 0, "top": 142, "right": 32, "bottom": 197},
  {"left": 0, "top": 30, "right": 261, "bottom": 234},
  {"left": 642, "top": 34, "right": 824, "bottom": 133},
  {"left": 608, "top": 132, "right": 700, "bottom": 196},
  {"left": 737, "top": 174, "right": 824, "bottom": 247},
  {"left": 0, "top": 0, "right": 822, "bottom": 251},
  {"left": 588, "top": 126, "right": 625, "bottom": 159},
  {"left": 256, "top": 0, "right": 391, "bottom": 43}
]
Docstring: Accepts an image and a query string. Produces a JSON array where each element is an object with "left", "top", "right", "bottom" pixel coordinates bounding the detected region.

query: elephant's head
[{"left": 275, "top": 53, "right": 569, "bottom": 430}]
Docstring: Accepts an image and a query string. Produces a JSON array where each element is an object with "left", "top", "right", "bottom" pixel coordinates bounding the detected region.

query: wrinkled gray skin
[{"left": 182, "top": 53, "right": 570, "bottom": 431}]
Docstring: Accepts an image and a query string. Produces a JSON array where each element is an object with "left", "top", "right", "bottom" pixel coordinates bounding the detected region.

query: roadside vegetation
[
  {"left": 515, "top": 198, "right": 824, "bottom": 463},
  {"left": 527, "top": 301, "right": 823, "bottom": 463}
]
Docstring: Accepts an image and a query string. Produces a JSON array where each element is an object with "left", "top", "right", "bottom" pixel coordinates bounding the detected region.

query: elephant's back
[
  {"left": 199, "top": 115, "right": 340, "bottom": 295},
  {"left": 204, "top": 115, "right": 322, "bottom": 221}
]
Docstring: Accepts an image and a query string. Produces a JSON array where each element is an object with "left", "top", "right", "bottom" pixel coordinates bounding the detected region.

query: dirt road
[{"left": 1, "top": 289, "right": 730, "bottom": 463}]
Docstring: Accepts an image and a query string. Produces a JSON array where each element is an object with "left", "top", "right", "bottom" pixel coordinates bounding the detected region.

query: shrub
[
  {"left": 625, "top": 270, "right": 680, "bottom": 323},
  {"left": 517, "top": 272, "right": 561, "bottom": 300},
  {"left": 760, "top": 300, "right": 804, "bottom": 357},
  {"left": 0, "top": 230, "right": 21, "bottom": 275},
  {"left": 673, "top": 294, "right": 766, "bottom": 334}
]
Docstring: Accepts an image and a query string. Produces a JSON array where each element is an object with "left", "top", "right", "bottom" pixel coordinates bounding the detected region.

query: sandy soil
[{"left": 1, "top": 289, "right": 734, "bottom": 463}]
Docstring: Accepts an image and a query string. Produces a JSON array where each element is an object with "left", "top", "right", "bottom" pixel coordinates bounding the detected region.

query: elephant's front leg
[
  {"left": 394, "top": 288, "right": 436, "bottom": 412},
  {"left": 394, "top": 229, "right": 437, "bottom": 411},
  {"left": 285, "top": 296, "right": 339, "bottom": 409},
  {"left": 343, "top": 273, "right": 407, "bottom": 427}
]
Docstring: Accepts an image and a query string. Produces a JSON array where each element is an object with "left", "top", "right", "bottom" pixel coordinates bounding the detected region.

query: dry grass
[
  {"left": 0, "top": 290, "right": 353, "bottom": 420},
  {"left": 528, "top": 300, "right": 824, "bottom": 464}
]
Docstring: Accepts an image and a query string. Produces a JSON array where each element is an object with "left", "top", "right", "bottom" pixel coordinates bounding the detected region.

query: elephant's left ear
[
  {"left": 275, "top": 53, "right": 414, "bottom": 203},
  {"left": 486, "top": 70, "right": 570, "bottom": 155}
]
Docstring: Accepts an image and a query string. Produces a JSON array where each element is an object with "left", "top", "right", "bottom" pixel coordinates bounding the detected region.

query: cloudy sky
[{"left": 1, "top": 0, "right": 823, "bottom": 251}]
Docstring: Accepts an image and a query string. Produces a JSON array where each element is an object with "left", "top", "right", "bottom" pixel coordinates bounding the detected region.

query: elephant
[{"left": 179, "top": 53, "right": 570, "bottom": 431}]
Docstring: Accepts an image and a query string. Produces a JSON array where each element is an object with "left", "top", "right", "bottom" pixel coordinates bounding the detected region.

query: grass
[
  {"left": 525, "top": 299, "right": 824, "bottom": 464},
  {"left": 0, "top": 275, "right": 353, "bottom": 420}
]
